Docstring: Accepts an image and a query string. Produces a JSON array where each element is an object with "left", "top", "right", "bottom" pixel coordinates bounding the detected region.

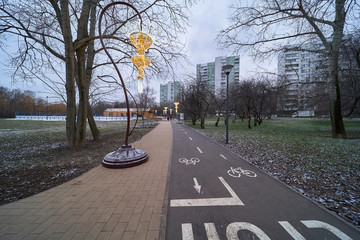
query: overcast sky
[{"left": 0, "top": 0, "right": 276, "bottom": 103}]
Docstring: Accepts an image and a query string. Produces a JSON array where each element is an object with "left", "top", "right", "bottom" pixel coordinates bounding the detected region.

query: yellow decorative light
[
  {"left": 129, "top": 31, "right": 153, "bottom": 80},
  {"left": 174, "top": 102, "right": 179, "bottom": 113}
]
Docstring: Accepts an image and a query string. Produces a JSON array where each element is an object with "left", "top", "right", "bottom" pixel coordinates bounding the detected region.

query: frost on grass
[
  {"left": 199, "top": 127, "right": 360, "bottom": 228},
  {"left": 0, "top": 120, "right": 155, "bottom": 205}
]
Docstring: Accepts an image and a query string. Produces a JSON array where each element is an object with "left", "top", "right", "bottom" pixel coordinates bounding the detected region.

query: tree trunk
[
  {"left": 200, "top": 116, "right": 205, "bottom": 129},
  {"left": 215, "top": 116, "right": 220, "bottom": 127},
  {"left": 247, "top": 116, "right": 251, "bottom": 129},
  {"left": 328, "top": 53, "right": 346, "bottom": 138},
  {"left": 192, "top": 118, "right": 196, "bottom": 125},
  {"left": 75, "top": 0, "right": 92, "bottom": 148},
  {"left": 85, "top": 0, "right": 101, "bottom": 141},
  {"left": 75, "top": 48, "right": 89, "bottom": 148},
  {"left": 232, "top": 115, "right": 237, "bottom": 123},
  {"left": 87, "top": 101, "right": 101, "bottom": 141},
  {"left": 60, "top": 0, "right": 76, "bottom": 149},
  {"left": 327, "top": 0, "right": 346, "bottom": 139}
]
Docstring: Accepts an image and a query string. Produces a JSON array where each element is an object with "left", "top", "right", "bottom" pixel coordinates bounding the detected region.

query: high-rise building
[
  {"left": 277, "top": 42, "right": 328, "bottom": 116},
  {"left": 196, "top": 56, "right": 240, "bottom": 93},
  {"left": 160, "top": 81, "right": 181, "bottom": 105}
]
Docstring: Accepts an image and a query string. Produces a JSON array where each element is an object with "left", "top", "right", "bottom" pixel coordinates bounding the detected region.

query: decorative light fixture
[
  {"left": 98, "top": 2, "right": 153, "bottom": 168},
  {"left": 129, "top": 30, "right": 153, "bottom": 93},
  {"left": 174, "top": 102, "right": 179, "bottom": 114}
]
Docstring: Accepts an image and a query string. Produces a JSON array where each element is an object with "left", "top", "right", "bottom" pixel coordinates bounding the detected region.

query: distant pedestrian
[{"left": 167, "top": 115, "right": 170, "bottom": 121}]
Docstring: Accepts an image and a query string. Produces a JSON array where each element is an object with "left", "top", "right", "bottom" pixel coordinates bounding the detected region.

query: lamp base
[{"left": 103, "top": 145, "right": 148, "bottom": 168}]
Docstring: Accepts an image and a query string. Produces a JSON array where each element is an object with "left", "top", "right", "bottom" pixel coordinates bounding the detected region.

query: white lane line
[
  {"left": 185, "top": 132, "right": 187, "bottom": 134},
  {"left": 197, "top": 147, "right": 203, "bottom": 154},
  {"left": 220, "top": 154, "right": 227, "bottom": 160},
  {"left": 170, "top": 177, "right": 244, "bottom": 207},
  {"left": 189, "top": 137, "right": 193, "bottom": 141}
]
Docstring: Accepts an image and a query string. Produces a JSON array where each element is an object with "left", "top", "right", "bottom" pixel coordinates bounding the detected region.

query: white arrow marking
[
  {"left": 220, "top": 154, "right": 227, "bottom": 160},
  {"left": 193, "top": 178, "right": 201, "bottom": 193},
  {"left": 189, "top": 137, "right": 193, "bottom": 141},
  {"left": 170, "top": 177, "right": 244, "bottom": 207},
  {"left": 197, "top": 147, "right": 203, "bottom": 153}
]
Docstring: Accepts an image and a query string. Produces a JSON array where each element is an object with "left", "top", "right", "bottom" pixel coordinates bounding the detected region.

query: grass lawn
[
  {"left": 0, "top": 119, "right": 138, "bottom": 165},
  {"left": 189, "top": 117, "right": 360, "bottom": 170},
  {"left": 187, "top": 117, "right": 360, "bottom": 227}
]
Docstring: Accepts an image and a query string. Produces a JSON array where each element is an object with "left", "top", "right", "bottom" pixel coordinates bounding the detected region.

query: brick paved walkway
[{"left": 0, "top": 121, "right": 172, "bottom": 240}]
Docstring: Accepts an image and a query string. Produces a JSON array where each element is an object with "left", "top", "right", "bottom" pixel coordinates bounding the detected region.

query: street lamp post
[
  {"left": 222, "top": 64, "right": 233, "bottom": 144},
  {"left": 98, "top": 2, "right": 153, "bottom": 168}
]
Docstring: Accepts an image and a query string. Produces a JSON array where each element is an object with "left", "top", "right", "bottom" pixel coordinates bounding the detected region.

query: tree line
[
  {"left": 217, "top": 0, "right": 359, "bottom": 139},
  {"left": 0, "top": 86, "right": 66, "bottom": 118},
  {"left": 0, "top": 0, "right": 193, "bottom": 148},
  {"left": 179, "top": 75, "right": 277, "bottom": 129}
]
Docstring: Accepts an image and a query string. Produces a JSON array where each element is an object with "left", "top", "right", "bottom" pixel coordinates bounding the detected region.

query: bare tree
[
  {"left": 136, "top": 86, "right": 155, "bottom": 120},
  {"left": 340, "top": 34, "right": 360, "bottom": 116},
  {"left": 0, "top": 0, "right": 193, "bottom": 148},
  {"left": 230, "top": 76, "right": 276, "bottom": 128},
  {"left": 180, "top": 77, "right": 212, "bottom": 128},
  {"left": 211, "top": 88, "right": 226, "bottom": 127},
  {"left": 218, "top": 0, "right": 358, "bottom": 138}
]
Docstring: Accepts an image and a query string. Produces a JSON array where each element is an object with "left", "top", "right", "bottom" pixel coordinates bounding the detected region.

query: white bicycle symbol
[
  {"left": 179, "top": 157, "right": 200, "bottom": 165},
  {"left": 227, "top": 167, "right": 257, "bottom": 178}
]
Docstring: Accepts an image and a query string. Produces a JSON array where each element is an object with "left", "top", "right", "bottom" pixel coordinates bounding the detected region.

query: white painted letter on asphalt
[
  {"left": 226, "top": 222, "right": 271, "bottom": 240},
  {"left": 182, "top": 223, "right": 194, "bottom": 240},
  {"left": 278, "top": 221, "right": 305, "bottom": 240},
  {"left": 204, "top": 223, "right": 220, "bottom": 240},
  {"left": 301, "top": 220, "right": 352, "bottom": 240}
]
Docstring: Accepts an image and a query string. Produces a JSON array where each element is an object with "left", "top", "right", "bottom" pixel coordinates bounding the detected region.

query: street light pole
[
  {"left": 222, "top": 64, "right": 233, "bottom": 144},
  {"left": 98, "top": 2, "right": 152, "bottom": 168}
]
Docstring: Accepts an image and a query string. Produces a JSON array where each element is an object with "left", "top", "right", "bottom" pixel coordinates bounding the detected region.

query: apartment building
[
  {"left": 160, "top": 81, "right": 181, "bottom": 105},
  {"left": 196, "top": 56, "right": 240, "bottom": 94},
  {"left": 277, "top": 43, "right": 327, "bottom": 116}
]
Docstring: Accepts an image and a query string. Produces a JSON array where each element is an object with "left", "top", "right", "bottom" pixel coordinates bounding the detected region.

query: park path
[{"left": 0, "top": 121, "right": 172, "bottom": 240}]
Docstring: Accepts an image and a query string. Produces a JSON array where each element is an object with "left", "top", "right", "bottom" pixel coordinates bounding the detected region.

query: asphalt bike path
[{"left": 164, "top": 121, "right": 360, "bottom": 239}]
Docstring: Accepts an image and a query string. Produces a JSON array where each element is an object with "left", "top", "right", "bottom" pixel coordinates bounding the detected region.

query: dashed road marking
[
  {"left": 189, "top": 137, "right": 193, "bottom": 141},
  {"left": 220, "top": 154, "right": 227, "bottom": 160},
  {"left": 197, "top": 147, "right": 203, "bottom": 154},
  {"left": 185, "top": 132, "right": 187, "bottom": 134}
]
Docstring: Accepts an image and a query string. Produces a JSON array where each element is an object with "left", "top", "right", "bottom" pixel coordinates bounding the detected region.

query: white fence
[{"left": 15, "top": 115, "right": 137, "bottom": 121}]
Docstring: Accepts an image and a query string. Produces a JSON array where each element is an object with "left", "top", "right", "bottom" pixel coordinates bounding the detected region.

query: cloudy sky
[{"left": 0, "top": 0, "right": 276, "bottom": 103}]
